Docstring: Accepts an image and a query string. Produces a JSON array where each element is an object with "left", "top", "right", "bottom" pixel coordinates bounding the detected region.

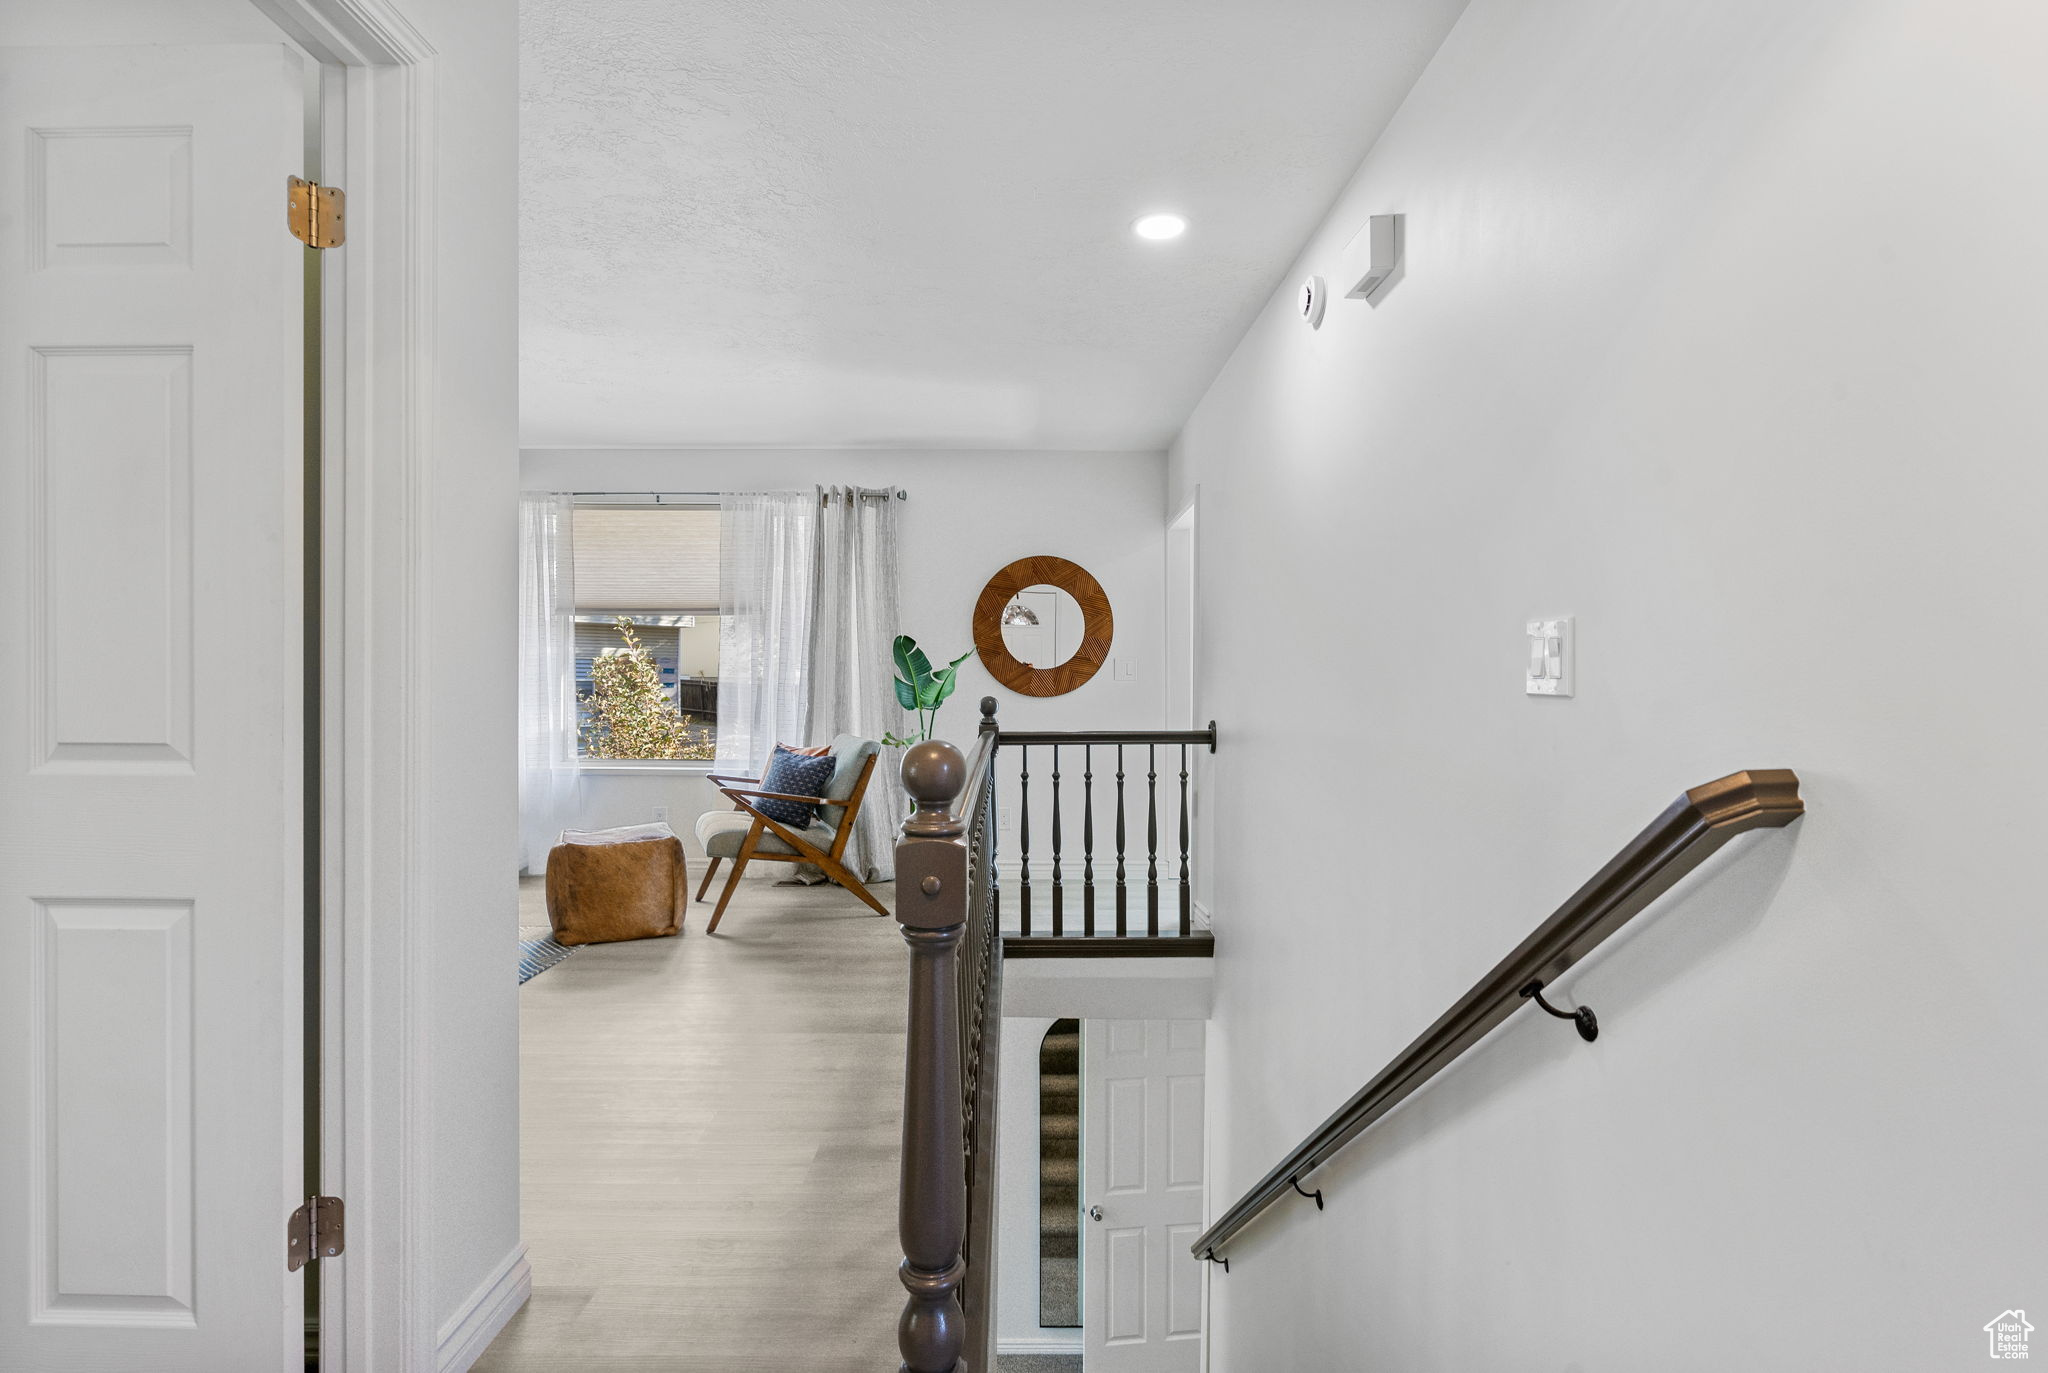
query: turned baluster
[
  {"left": 1082, "top": 744, "right": 1096, "bottom": 937},
  {"left": 1114, "top": 746, "right": 1128, "bottom": 937},
  {"left": 1017, "top": 745, "right": 1031, "bottom": 937},
  {"left": 1050, "top": 745, "right": 1064, "bottom": 936},
  {"left": 1146, "top": 744, "right": 1160, "bottom": 937}
]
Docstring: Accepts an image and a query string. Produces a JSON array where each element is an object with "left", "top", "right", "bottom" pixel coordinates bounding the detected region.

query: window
[{"left": 572, "top": 504, "right": 721, "bottom": 760}]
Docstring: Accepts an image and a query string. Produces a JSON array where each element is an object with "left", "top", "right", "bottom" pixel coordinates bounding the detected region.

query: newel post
[{"left": 894, "top": 740, "right": 972, "bottom": 1373}]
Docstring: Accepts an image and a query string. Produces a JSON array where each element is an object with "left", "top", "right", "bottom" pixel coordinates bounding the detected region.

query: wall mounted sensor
[
  {"left": 1298, "top": 275, "right": 1327, "bottom": 329},
  {"left": 1346, "top": 213, "right": 1404, "bottom": 301}
]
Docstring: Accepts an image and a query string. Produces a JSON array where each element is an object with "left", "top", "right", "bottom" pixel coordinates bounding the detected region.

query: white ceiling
[{"left": 520, "top": 0, "right": 1469, "bottom": 451}]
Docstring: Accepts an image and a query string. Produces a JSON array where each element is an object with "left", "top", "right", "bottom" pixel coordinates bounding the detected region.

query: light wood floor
[{"left": 476, "top": 874, "right": 907, "bottom": 1372}]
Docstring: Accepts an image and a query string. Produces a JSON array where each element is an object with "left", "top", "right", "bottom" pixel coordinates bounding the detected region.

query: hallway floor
[{"left": 475, "top": 875, "right": 906, "bottom": 1372}]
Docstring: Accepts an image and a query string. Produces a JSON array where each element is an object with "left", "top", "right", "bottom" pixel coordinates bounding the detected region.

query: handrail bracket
[{"left": 1520, "top": 981, "right": 1598, "bottom": 1042}]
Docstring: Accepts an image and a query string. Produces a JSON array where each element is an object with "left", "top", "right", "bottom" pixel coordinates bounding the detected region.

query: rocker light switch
[{"left": 1525, "top": 617, "right": 1574, "bottom": 697}]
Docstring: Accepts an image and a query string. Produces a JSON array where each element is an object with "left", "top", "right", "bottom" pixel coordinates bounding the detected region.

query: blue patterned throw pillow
[{"left": 755, "top": 747, "right": 837, "bottom": 829}]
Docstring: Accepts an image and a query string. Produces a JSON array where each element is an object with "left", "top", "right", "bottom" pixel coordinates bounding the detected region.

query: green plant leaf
[
  {"left": 894, "top": 677, "right": 918, "bottom": 711},
  {"left": 892, "top": 634, "right": 933, "bottom": 694},
  {"left": 920, "top": 648, "right": 973, "bottom": 711}
]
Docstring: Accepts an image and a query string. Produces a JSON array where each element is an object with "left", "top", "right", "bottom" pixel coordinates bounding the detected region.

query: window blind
[{"left": 572, "top": 506, "right": 720, "bottom": 612}]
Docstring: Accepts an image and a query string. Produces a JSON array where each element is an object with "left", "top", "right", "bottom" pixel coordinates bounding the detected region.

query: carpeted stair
[{"left": 1038, "top": 1019, "right": 1081, "bottom": 1328}]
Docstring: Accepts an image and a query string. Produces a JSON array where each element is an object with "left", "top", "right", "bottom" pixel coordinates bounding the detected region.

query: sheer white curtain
[
  {"left": 518, "top": 493, "right": 581, "bottom": 873},
  {"left": 808, "top": 486, "right": 908, "bottom": 882},
  {"left": 716, "top": 491, "right": 818, "bottom": 775}
]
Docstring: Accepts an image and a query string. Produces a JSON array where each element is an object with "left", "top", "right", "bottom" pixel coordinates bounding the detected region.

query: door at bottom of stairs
[{"left": 1083, "top": 1019, "right": 1206, "bottom": 1373}]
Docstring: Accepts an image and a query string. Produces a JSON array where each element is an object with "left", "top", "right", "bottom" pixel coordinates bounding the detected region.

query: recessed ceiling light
[{"left": 1132, "top": 213, "right": 1188, "bottom": 242}]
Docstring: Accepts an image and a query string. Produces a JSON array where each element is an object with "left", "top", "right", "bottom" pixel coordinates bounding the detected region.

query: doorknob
[{"left": 1088, "top": 1206, "right": 1102, "bottom": 1222}]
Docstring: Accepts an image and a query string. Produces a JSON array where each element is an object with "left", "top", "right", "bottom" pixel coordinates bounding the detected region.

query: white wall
[
  {"left": 407, "top": 0, "right": 524, "bottom": 1343},
  {"left": 568, "top": 770, "right": 720, "bottom": 864},
  {"left": 524, "top": 448, "right": 1167, "bottom": 739},
  {"left": 525, "top": 449, "right": 1171, "bottom": 853},
  {"left": 1171, "top": 1, "right": 2048, "bottom": 1368},
  {"left": 0, "top": 0, "right": 289, "bottom": 43},
  {"left": 1004, "top": 960, "right": 1212, "bottom": 1022}
]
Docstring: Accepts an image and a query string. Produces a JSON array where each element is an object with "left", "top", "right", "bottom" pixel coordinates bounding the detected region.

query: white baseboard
[
  {"left": 436, "top": 1244, "right": 531, "bottom": 1373},
  {"left": 999, "top": 1332, "right": 1085, "bottom": 1356}
]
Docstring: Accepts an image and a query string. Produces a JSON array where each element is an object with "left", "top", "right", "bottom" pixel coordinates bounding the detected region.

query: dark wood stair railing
[
  {"left": 894, "top": 728, "right": 1002, "bottom": 1373},
  {"left": 1188, "top": 768, "right": 1806, "bottom": 1266},
  {"left": 890, "top": 702, "right": 1216, "bottom": 1369},
  {"left": 987, "top": 698, "right": 1218, "bottom": 954}
]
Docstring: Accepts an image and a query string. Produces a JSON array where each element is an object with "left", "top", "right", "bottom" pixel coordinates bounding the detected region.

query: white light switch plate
[
  {"left": 1525, "top": 617, "right": 1574, "bottom": 697},
  {"left": 1114, "top": 656, "right": 1136, "bottom": 681}
]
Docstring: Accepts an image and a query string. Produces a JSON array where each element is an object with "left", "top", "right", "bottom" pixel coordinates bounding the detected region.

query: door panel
[
  {"left": 1104, "top": 1227, "right": 1147, "bottom": 1343},
  {"left": 34, "top": 346, "right": 196, "bottom": 766},
  {"left": 1164, "top": 1223, "right": 1203, "bottom": 1339},
  {"left": 0, "top": 42, "right": 304, "bottom": 1372},
  {"left": 1084, "top": 1019, "right": 1206, "bottom": 1373},
  {"left": 1105, "top": 1076, "right": 1147, "bottom": 1193}
]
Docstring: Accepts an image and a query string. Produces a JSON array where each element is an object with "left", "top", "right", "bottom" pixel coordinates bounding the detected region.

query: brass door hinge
[
  {"left": 287, "top": 176, "right": 345, "bottom": 248},
  {"left": 287, "top": 1195, "right": 345, "bottom": 1271}
]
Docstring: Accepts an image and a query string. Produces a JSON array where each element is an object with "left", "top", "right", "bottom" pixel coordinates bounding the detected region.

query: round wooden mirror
[{"left": 972, "top": 556, "right": 1114, "bottom": 697}]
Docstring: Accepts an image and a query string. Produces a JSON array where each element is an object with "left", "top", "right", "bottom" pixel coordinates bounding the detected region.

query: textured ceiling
[{"left": 521, "top": 0, "right": 1469, "bottom": 450}]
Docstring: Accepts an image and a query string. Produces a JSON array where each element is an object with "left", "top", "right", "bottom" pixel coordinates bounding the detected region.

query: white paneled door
[
  {"left": 0, "top": 41, "right": 306, "bottom": 1373},
  {"left": 1084, "top": 1019, "right": 1206, "bottom": 1373}
]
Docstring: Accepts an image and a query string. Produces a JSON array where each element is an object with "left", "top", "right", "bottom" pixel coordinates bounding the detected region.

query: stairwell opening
[{"left": 1039, "top": 1018, "right": 1081, "bottom": 1328}]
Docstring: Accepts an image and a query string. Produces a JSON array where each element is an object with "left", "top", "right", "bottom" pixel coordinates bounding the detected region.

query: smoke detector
[{"left": 1298, "top": 274, "right": 1327, "bottom": 329}]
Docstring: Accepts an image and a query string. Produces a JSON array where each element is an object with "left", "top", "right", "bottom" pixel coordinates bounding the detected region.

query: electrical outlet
[{"left": 651, "top": 806, "right": 669, "bottom": 824}]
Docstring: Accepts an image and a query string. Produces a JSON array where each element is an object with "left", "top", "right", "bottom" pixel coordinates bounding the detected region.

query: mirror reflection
[{"left": 999, "top": 584, "right": 1084, "bottom": 669}]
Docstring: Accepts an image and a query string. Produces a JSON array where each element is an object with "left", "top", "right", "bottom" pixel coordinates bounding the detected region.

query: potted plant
[{"left": 884, "top": 634, "right": 975, "bottom": 748}]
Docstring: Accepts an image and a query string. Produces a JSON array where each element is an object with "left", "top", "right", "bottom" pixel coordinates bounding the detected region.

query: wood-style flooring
[{"left": 474, "top": 875, "right": 907, "bottom": 1372}]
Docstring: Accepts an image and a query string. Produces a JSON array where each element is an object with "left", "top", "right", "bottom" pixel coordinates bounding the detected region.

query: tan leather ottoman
[{"left": 545, "top": 823, "right": 690, "bottom": 944}]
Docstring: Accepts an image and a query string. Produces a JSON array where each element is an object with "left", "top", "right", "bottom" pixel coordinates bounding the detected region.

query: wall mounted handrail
[{"left": 1189, "top": 769, "right": 1804, "bottom": 1263}]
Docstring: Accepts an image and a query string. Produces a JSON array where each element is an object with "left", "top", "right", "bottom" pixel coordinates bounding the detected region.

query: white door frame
[
  {"left": 1165, "top": 491, "right": 1209, "bottom": 927},
  {"left": 248, "top": 2, "right": 439, "bottom": 1369},
  {"left": 1165, "top": 492, "right": 1198, "bottom": 731}
]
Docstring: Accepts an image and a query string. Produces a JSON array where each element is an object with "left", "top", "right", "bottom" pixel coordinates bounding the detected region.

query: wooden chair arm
[
  {"left": 706, "top": 772, "right": 762, "bottom": 787},
  {"left": 721, "top": 795, "right": 834, "bottom": 863},
  {"left": 717, "top": 785, "right": 831, "bottom": 806}
]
